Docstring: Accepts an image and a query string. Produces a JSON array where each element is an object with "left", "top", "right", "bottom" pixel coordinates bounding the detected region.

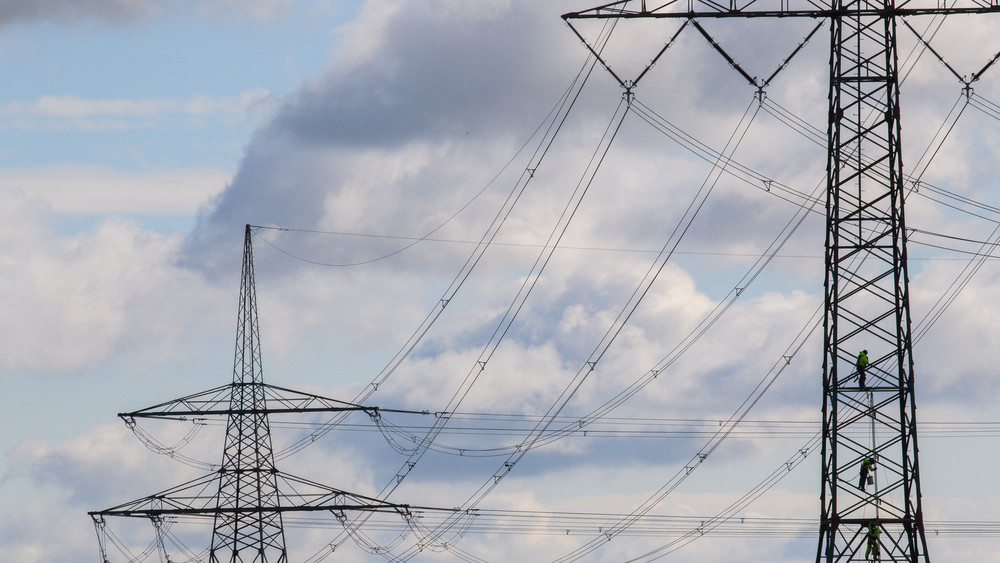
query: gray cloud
[
  {"left": 0, "top": 0, "right": 293, "bottom": 25},
  {"left": 0, "top": 0, "right": 156, "bottom": 24},
  {"left": 181, "top": 0, "right": 838, "bottom": 284},
  {"left": 181, "top": 0, "right": 610, "bottom": 274}
]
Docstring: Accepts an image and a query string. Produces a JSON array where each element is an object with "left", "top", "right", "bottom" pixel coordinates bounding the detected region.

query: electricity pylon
[
  {"left": 90, "top": 225, "right": 422, "bottom": 562},
  {"left": 564, "top": 1, "right": 1000, "bottom": 560}
]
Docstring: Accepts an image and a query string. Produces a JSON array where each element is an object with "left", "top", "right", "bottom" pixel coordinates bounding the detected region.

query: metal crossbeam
[
  {"left": 565, "top": 0, "right": 1000, "bottom": 18},
  {"left": 117, "top": 383, "right": 426, "bottom": 419}
]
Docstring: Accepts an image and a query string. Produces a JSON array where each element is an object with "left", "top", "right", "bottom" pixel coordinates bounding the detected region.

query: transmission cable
[
  {"left": 362, "top": 96, "right": 633, "bottom": 561},
  {"left": 552, "top": 64, "right": 967, "bottom": 557},
  {"left": 279, "top": 22, "right": 608, "bottom": 465},
  {"left": 249, "top": 80, "right": 578, "bottom": 269},
  {"left": 561, "top": 13, "right": 996, "bottom": 559},
  {"left": 306, "top": 27, "right": 630, "bottom": 559},
  {"left": 387, "top": 96, "right": 763, "bottom": 561},
  {"left": 325, "top": 16, "right": 992, "bottom": 560},
  {"left": 368, "top": 93, "right": 825, "bottom": 461}
]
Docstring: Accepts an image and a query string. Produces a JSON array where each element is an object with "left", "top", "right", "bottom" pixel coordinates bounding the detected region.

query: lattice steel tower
[
  {"left": 565, "top": 1, "right": 1000, "bottom": 560},
  {"left": 90, "top": 225, "right": 415, "bottom": 562},
  {"left": 211, "top": 222, "right": 285, "bottom": 561}
]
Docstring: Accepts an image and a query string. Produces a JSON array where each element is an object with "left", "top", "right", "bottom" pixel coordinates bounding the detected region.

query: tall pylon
[
  {"left": 210, "top": 223, "right": 285, "bottom": 561},
  {"left": 91, "top": 225, "right": 423, "bottom": 562},
  {"left": 564, "top": 1, "right": 1000, "bottom": 560}
]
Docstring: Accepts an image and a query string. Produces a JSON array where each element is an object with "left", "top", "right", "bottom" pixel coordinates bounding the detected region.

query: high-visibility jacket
[
  {"left": 862, "top": 458, "right": 875, "bottom": 471},
  {"left": 857, "top": 351, "right": 869, "bottom": 367},
  {"left": 867, "top": 524, "right": 881, "bottom": 556}
]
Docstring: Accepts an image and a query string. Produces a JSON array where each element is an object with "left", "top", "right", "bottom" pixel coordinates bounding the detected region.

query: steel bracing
[
  {"left": 206, "top": 221, "right": 287, "bottom": 562},
  {"left": 90, "top": 225, "right": 413, "bottom": 562},
  {"left": 564, "top": 1, "right": 1000, "bottom": 561},
  {"left": 817, "top": 4, "right": 926, "bottom": 560}
]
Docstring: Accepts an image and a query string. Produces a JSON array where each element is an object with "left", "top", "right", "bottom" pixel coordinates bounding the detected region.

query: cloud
[
  {"left": 182, "top": 0, "right": 596, "bottom": 265},
  {"left": 0, "top": 90, "right": 275, "bottom": 131},
  {"left": 0, "top": 0, "right": 297, "bottom": 25},
  {"left": 3, "top": 0, "right": 1000, "bottom": 561},
  {"left": 179, "top": 0, "right": 842, "bottom": 281},
  {"left": 0, "top": 0, "right": 158, "bottom": 24},
  {"left": 1, "top": 165, "right": 230, "bottom": 215},
  {"left": 1, "top": 422, "right": 215, "bottom": 563},
  {"left": 0, "top": 191, "right": 224, "bottom": 373}
]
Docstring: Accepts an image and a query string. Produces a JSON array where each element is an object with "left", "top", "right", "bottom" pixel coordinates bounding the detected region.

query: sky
[{"left": 3, "top": 0, "right": 1000, "bottom": 561}]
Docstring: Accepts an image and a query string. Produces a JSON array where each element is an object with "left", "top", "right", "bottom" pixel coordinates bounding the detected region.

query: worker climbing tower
[
  {"left": 564, "top": 1, "right": 1000, "bottom": 560},
  {"left": 90, "top": 225, "right": 417, "bottom": 562}
]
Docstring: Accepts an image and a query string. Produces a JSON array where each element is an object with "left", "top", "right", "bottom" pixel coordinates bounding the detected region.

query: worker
[
  {"left": 859, "top": 457, "right": 875, "bottom": 490},
  {"left": 857, "top": 349, "right": 869, "bottom": 389},
  {"left": 866, "top": 521, "right": 881, "bottom": 561}
]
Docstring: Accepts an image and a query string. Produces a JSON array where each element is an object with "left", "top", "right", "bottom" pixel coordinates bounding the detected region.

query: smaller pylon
[{"left": 90, "top": 225, "right": 425, "bottom": 562}]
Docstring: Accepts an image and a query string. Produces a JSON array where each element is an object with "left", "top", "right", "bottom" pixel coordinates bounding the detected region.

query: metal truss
[
  {"left": 565, "top": 1, "right": 1000, "bottom": 561},
  {"left": 817, "top": 3, "right": 926, "bottom": 560},
  {"left": 90, "top": 225, "right": 414, "bottom": 563},
  {"left": 564, "top": 0, "right": 1000, "bottom": 19}
]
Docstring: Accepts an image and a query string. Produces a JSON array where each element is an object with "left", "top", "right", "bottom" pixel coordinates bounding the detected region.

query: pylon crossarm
[
  {"left": 274, "top": 472, "right": 412, "bottom": 515},
  {"left": 118, "top": 384, "right": 232, "bottom": 420},
  {"left": 119, "top": 383, "right": 426, "bottom": 420},
  {"left": 91, "top": 504, "right": 411, "bottom": 519},
  {"left": 90, "top": 473, "right": 224, "bottom": 516},
  {"left": 90, "top": 471, "right": 415, "bottom": 520},
  {"left": 565, "top": 0, "right": 1000, "bottom": 19}
]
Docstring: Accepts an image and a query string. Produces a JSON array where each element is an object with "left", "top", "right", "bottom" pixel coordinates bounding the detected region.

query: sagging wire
[
  {"left": 250, "top": 65, "right": 585, "bottom": 269},
  {"left": 157, "top": 520, "right": 206, "bottom": 563},
  {"left": 404, "top": 512, "right": 483, "bottom": 562},
  {"left": 391, "top": 96, "right": 764, "bottom": 562},
  {"left": 334, "top": 509, "right": 414, "bottom": 559},
  {"left": 124, "top": 417, "right": 217, "bottom": 471},
  {"left": 366, "top": 94, "right": 825, "bottom": 461},
  {"left": 303, "top": 23, "right": 627, "bottom": 561},
  {"left": 101, "top": 520, "right": 160, "bottom": 563},
  {"left": 274, "top": 412, "right": 1000, "bottom": 441},
  {"left": 277, "top": 14, "right": 609, "bottom": 466},
  {"left": 625, "top": 434, "right": 822, "bottom": 561},
  {"left": 368, "top": 96, "right": 634, "bottom": 562},
  {"left": 308, "top": 9, "right": 996, "bottom": 563}
]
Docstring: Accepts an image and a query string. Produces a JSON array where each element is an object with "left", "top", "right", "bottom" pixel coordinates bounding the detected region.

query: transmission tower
[
  {"left": 90, "top": 225, "right": 424, "bottom": 562},
  {"left": 565, "top": 1, "right": 1000, "bottom": 561}
]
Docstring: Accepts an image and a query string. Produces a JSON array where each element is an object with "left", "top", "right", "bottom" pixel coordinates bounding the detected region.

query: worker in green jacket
[
  {"left": 859, "top": 457, "right": 875, "bottom": 491},
  {"left": 857, "top": 349, "right": 869, "bottom": 389},
  {"left": 866, "top": 521, "right": 881, "bottom": 561}
]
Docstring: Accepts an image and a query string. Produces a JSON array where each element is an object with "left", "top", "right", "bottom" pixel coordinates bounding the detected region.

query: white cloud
[
  {"left": 1, "top": 165, "right": 229, "bottom": 215},
  {"left": 0, "top": 90, "right": 275, "bottom": 131},
  {"left": 0, "top": 191, "right": 224, "bottom": 373}
]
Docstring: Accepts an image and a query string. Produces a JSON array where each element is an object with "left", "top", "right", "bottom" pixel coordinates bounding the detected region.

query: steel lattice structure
[
  {"left": 90, "top": 225, "right": 418, "bottom": 562},
  {"left": 211, "top": 222, "right": 285, "bottom": 561},
  {"left": 564, "top": 1, "right": 1000, "bottom": 561}
]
